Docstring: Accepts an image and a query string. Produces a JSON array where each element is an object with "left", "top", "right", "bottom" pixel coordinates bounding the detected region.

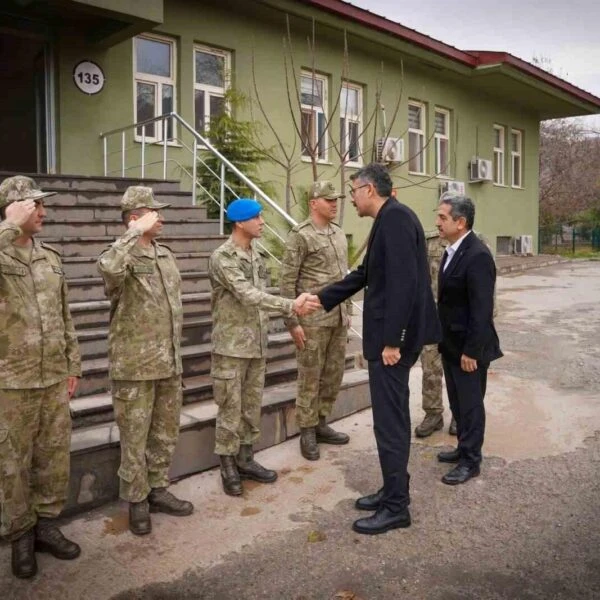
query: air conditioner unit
[
  {"left": 376, "top": 137, "right": 404, "bottom": 163},
  {"left": 439, "top": 180, "right": 466, "bottom": 196},
  {"left": 469, "top": 157, "right": 493, "bottom": 182},
  {"left": 513, "top": 235, "right": 533, "bottom": 256}
]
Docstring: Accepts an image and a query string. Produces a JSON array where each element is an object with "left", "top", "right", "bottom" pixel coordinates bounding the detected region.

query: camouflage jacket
[
  {"left": 0, "top": 221, "right": 81, "bottom": 388},
  {"left": 280, "top": 219, "right": 351, "bottom": 328},
  {"left": 425, "top": 230, "right": 448, "bottom": 299},
  {"left": 209, "top": 237, "right": 294, "bottom": 359},
  {"left": 97, "top": 228, "right": 182, "bottom": 380}
]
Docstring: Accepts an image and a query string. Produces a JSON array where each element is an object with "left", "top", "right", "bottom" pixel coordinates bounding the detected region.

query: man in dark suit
[
  {"left": 316, "top": 163, "right": 440, "bottom": 535},
  {"left": 435, "top": 193, "right": 502, "bottom": 485}
]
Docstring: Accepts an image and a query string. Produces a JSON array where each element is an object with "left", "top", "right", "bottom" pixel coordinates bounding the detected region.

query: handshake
[{"left": 292, "top": 293, "right": 321, "bottom": 316}]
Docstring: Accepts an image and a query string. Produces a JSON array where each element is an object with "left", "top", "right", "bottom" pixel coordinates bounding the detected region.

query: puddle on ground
[{"left": 102, "top": 512, "right": 129, "bottom": 536}]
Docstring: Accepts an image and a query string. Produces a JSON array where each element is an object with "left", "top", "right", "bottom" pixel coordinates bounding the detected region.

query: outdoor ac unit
[
  {"left": 376, "top": 137, "right": 404, "bottom": 163},
  {"left": 439, "top": 180, "right": 466, "bottom": 196},
  {"left": 513, "top": 235, "right": 533, "bottom": 256},
  {"left": 469, "top": 158, "right": 493, "bottom": 182}
]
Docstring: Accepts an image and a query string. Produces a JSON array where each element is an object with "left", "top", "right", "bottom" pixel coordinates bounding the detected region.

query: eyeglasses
[{"left": 348, "top": 183, "right": 370, "bottom": 197}]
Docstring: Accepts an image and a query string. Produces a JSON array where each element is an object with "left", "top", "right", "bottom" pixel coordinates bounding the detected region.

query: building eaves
[{"left": 298, "top": 0, "right": 600, "bottom": 110}]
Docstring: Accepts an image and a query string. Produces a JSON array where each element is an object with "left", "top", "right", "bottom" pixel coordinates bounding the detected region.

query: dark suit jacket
[
  {"left": 318, "top": 197, "right": 441, "bottom": 361},
  {"left": 437, "top": 231, "right": 503, "bottom": 365}
]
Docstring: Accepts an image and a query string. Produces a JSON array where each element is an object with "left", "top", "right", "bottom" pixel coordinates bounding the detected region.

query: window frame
[
  {"left": 300, "top": 71, "right": 329, "bottom": 162},
  {"left": 193, "top": 44, "right": 231, "bottom": 136},
  {"left": 340, "top": 82, "right": 363, "bottom": 167},
  {"left": 493, "top": 124, "right": 506, "bottom": 186},
  {"left": 408, "top": 100, "right": 427, "bottom": 175},
  {"left": 510, "top": 128, "right": 523, "bottom": 188},
  {"left": 434, "top": 107, "right": 450, "bottom": 177},
  {"left": 133, "top": 33, "right": 177, "bottom": 143}
]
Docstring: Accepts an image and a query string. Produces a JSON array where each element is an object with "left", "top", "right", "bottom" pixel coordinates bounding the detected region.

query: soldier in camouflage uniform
[
  {"left": 0, "top": 176, "right": 82, "bottom": 579},
  {"left": 209, "top": 198, "right": 319, "bottom": 496},
  {"left": 280, "top": 181, "right": 352, "bottom": 460},
  {"left": 414, "top": 231, "right": 455, "bottom": 437},
  {"left": 97, "top": 186, "right": 193, "bottom": 536}
]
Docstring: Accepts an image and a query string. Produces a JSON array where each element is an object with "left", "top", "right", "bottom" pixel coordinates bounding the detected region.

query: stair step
[
  {"left": 75, "top": 332, "right": 300, "bottom": 398},
  {"left": 61, "top": 251, "right": 212, "bottom": 278},
  {"left": 44, "top": 204, "right": 208, "bottom": 221},
  {"left": 43, "top": 234, "right": 225, "bottom": 257}
]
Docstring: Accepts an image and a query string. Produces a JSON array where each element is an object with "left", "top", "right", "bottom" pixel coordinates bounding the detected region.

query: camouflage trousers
[
  {"left": 296, "top": 324, "right": 347, "bottom": 428},
  {"left": 0, "top": 381, "right": 70, "bottom": 541},
  {"left": 112, "top": 375, "right": 182, "bottom": 503},
  {"left": 211, "top": 354, "right": 265, "bottom": 456},
  {"left": 420, "top": 344, "right": 443, "bottom": 415}
]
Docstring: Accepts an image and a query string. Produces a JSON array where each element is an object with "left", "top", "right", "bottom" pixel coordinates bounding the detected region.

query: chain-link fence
[{"left": 539, "top": 223, "right": 600, "bottom": 254}]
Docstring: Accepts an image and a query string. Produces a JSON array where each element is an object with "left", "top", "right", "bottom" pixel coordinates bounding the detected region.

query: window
[
  {"left": 434, "top": 108, "right": 450, "bottom": 176},
  {"left": 194, "top": 46, "right": 230, "bottom": 134},
  {"left": 340, "top": 83, "right": 362, "bottom": 165},
  {"left": 493, "top": 125, "right": 505, "bottom": 185},
  {"left": 511, "top": 129, "right": 523, "bottom": 187},
  {"left": 301, "top": 72, "right": 328, "bottom": 161},
  {"left": 134, "top": 35, "right": 176, "bottom": 141},
  {"left": 408, "top": 101, "right": 426, "bottom": 174}
]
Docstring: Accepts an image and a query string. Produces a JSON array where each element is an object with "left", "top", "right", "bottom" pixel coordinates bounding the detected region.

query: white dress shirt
[{"left": 443, "top": 230, "right": 472, "bottom": 272}]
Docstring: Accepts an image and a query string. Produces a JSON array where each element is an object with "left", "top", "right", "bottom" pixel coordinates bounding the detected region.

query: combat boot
[
  {"left": 11, "top": 529, "right": 37, "bottom": 579},
  {"left": 220, "top": 455, "right": 243, "bottom": 496},
  {"left": 414, "top": 414, "right": 444, "bottom": 438},
  {"left": 35, "top": 518, "right": 81, "bottom": 560},
  {"left": 300, "top": 427, "right": 320, "bottom": 460},
  {"left": 129, "top": 499, "right": 152, "bottom": 536},
  {"left": 449, "top": 417, "right": 457, "bottom": 436},
  {"left": 236, "top": 445, "right": 277, "bottom": 483},
  {"left": 315, "top": 416, "right": 350, "bottom": 445},
  {"left": 148, "top": 488, "right": 194, "bottom": 516}
]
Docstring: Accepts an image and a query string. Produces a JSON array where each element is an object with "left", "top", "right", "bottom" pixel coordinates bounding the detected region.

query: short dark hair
[
  {"left": 439, "top": 193, "right": 475, "bottom": 230},
  {"left": 350, "top": 163, "right": 393, "bottom": 198}
]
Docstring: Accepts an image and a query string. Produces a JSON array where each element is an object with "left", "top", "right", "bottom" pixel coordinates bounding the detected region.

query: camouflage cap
[
  {"left": 120, "top": 186, "right": 170, "bottom": 212},
  {"left": 309, "top": 180, "right": 345, "bottom": 200},
  {"left": 0, "top": 175, "right": 56, "bottom": 209}
]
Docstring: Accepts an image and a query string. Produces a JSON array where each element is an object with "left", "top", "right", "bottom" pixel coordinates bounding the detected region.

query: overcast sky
[{"left": 349, "top": 0, "right": 600, "bottom": 125}]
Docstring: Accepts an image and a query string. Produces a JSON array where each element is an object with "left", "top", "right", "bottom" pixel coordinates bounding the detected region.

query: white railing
[{"left": 99, "top": 112, "right": 363, "bottom": 338}]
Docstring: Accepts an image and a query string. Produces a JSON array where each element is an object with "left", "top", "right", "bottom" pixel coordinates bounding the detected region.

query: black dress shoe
[
  {"left": 352, "top": 507, "right": 411, "bottom": 535},
  {"left": 442, "top": 464, "right": 480, "bottom": 485},
  {"left": 437, "top": 448, "right": 460, "bottom": 463},
  {"left": 355, "top": 488, "right": 384, "bottom": 511}
]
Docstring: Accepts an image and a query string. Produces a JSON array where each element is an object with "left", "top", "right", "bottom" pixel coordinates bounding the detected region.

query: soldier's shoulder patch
[{"left": 40, "top": 241, "right": 62, "bottom": 256}]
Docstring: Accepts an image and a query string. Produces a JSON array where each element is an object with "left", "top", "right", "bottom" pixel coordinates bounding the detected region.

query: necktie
[{"left": 441, "top": 249, "right": 449, "bottom": 272}]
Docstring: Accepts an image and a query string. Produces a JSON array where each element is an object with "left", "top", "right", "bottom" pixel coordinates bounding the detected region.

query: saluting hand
[
  {"left": 128, "top": 211, "right": 159, "bottom": 234},
  {"left": 5, "top": 199, "right": 36, "bottom": 227}
]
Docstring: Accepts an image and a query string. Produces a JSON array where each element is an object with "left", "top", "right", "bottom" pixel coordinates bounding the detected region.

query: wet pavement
[{"left": 1, "top": 261, "right": 599, "bottom": 600}]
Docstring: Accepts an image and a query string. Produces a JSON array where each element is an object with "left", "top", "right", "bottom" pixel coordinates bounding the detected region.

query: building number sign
[{"left": 73, "top": 60, "right": 105, "bottom": 95}]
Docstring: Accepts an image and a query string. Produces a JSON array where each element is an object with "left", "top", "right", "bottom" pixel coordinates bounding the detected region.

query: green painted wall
[{"left": 55, "top": 0, "right": 540, "bottom": 252}]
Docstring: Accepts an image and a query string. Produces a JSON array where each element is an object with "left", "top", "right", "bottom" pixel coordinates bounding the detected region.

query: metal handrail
[{"left": 99, "top": 112, "right": 363, "bottom": 338}]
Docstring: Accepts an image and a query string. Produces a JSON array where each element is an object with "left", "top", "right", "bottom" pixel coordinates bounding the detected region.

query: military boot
[
  {"left": 148, "top": 488, "right": 194, "bottom": 516},
  {"left": 449, "top": 417, "right": 457, "bottom": 436},
  {"left": 315, "top": 416, "right": 350, "bottom": 444},
  {"left": 220, "top": 455, "right": 243, "bottom": 496},
  {"left": 129, "top": 499, "right": 152, "bottom": 536},
  {"left": 11, "top": 529, "right": 37, "bottom": 579},
  {"left": 414, "top": 414, "right": 444, "bottom": 438},
  {"left": 236, "top": 445, "right": 277, "bottom": 483},
  {"left": 300, "top": 427, "right": 320, "bottom": 461},
  {"left": 35, "top": 518, "right": 81, "bottom": 560}
]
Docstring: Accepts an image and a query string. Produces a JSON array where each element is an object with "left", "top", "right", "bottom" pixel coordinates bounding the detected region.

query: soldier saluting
[
  {"left": 97, "top": 186, "right": 193, "bottom": 536},
  {"left": 0, "top": 176, "right": 82, "bottom": 579}
]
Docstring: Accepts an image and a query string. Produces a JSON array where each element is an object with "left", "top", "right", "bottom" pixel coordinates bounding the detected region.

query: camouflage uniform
[
  {"left": 209, "top": 237, "right": 294, "bottom": 455},
  {"left": 0, "top": 177, "right": 81, "bottom": 542},
  {"left": 280, "top": 218, "right": 351, "bottom": 427},
  {"left": 97, "top": 187, "right": 183, "bottom": 503},
  {"left": 420, "top": 232, "right": 446, "bottom": 416}
]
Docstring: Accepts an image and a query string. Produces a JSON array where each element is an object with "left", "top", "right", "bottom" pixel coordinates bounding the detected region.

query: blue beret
[{"left": 226, "top": 198, "right": 262, "bottom": 222}]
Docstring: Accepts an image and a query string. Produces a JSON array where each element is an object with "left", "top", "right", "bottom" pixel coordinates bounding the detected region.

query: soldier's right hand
[
  {"left": 128, "top": 210, "right": 159, "bottom": 234},
  {"left": 5, "top": 199, "right": 36, "bottom": 227}
]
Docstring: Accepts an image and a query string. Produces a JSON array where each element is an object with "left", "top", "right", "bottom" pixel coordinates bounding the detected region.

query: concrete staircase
[{"left": 21, "top": 173, "right": 370, "bottom": 515}]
